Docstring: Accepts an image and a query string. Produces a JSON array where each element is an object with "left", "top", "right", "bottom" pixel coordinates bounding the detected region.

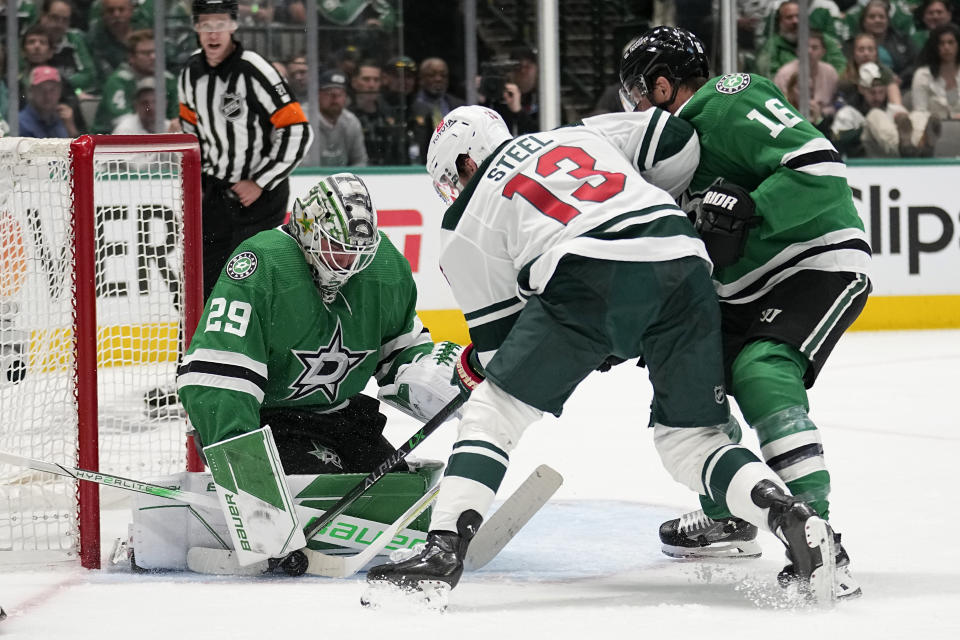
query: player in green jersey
[
  {"left": 174, "top": 173, "right": 463, "bottom": 565},
  {"left": 620, "top": 26, "right": 870, "bottom": 599},
  {"left": 365, "top": 106, "right": 838, "bottom": 606}
]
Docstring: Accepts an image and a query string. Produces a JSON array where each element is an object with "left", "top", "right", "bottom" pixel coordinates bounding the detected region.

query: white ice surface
[{"left": 1, "top": 329, "right": 959, "bottom": 638}]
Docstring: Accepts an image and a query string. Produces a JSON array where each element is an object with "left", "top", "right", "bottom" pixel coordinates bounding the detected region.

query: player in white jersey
[{"left": 366, "top": 106, "right": 839, "bottom": 605}]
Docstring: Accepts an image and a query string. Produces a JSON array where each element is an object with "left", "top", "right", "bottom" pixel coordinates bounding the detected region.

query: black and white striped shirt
[{"left": 178, "top": 41, "right": 313, "bottom": 190}]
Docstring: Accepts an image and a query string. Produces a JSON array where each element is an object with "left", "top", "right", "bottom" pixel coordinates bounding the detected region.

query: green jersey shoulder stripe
[{"left": 636, "top": 107, "right": 664, "bottom": 171}]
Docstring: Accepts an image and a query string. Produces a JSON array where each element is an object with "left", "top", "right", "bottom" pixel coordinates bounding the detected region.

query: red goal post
[{"left": 0, "top": 134, "right": 204, "bottom": 569}]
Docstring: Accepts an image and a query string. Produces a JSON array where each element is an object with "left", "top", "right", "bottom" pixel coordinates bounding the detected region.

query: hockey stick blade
[
  {"left": 464, "top": 464, "right": 563, "bottom": 571},
  {"left": 188, "top": 484, "right": 440, "bottom": 578}
]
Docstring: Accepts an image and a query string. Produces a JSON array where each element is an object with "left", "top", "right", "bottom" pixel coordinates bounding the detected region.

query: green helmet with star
[{"left": 286, "top": 173, "right": 380, "bottom": 302}]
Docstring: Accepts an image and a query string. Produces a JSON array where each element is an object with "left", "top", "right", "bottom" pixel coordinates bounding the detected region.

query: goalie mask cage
[{"left": 0, "top": 135, "right": 204, "bottom": 569}]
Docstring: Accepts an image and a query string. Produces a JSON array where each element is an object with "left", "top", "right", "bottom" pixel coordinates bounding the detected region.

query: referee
[{"left": 179, "top": 0, "right": 314, "bottom": 300}]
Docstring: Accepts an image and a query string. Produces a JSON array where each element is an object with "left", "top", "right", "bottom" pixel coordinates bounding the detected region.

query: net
[{"left": 0, "top": 136, "right": 202, "bottom": 567}]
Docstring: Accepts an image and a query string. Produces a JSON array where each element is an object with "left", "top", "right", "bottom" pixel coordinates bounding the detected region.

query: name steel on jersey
[{"left": 486, "top": 135, "right": 553, "bottom": 181}]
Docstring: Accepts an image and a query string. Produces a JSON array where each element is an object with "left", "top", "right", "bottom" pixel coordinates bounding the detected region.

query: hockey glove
[
  {"left": 453, "top": 343, "right": 485, "bottom": 399},
  {"left": 695, "top": 181, "right": 760, "bottom": 269}
]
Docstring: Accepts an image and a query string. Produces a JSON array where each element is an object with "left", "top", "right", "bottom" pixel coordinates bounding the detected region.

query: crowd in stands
[
  {"left": 616, "top": 0, "right": 960, "bottom": 158},
  {"left": 0, "top": 0, "right": 542, "bottom": 165},
  {"left": 2, "top": 0, "right": 958, "bottom": 160}
]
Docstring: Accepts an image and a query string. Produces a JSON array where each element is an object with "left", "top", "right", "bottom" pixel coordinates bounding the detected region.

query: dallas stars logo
[
  {"left": 286, "top": 320, "right": 371, "bottom": 401},
  {"left": 226, "top": 251, "right": 258, "bottom": 280},
  {"left": 715, "top": 73, "right": 751, "bottom": 94}
]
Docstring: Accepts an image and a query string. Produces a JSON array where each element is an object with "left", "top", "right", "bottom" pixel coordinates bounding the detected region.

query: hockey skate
[
  {"left": 660, "top": 510, "right": 762, "bottom": 558},
  {"left": 778, "top": 532, "right": 862, "bottom": 599},
  {"left": 363, "top": 510, "right": 482, "bottom": 610},
  {"left": 752, "top": 480, "right": 836, "bottom": 604}
]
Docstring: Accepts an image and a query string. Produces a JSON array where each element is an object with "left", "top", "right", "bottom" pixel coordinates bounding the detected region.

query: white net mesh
[{"left": 0, "top": 138, "right": 195, "bottom": 562}]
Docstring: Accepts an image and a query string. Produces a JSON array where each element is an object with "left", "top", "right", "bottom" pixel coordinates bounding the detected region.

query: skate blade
[
  {"left": 662, "top": 540, "right": 763, "bottom": 559},
  {"left": 361, "top": 579, "right": 450, "bottom": 612},
  {"left": 803, "top": 518, "right": 837, "bottom": 607}
]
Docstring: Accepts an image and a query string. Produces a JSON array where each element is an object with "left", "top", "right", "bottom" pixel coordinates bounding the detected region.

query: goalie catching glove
[
  {"left": 453, "top": 343, "right": 485, "bottom": 399},
  {"left": 695, "top": 181, "right": 760, "bottom": 269},
  {"left": 378, "top": 341, "right": 464, "bottom": 423}
]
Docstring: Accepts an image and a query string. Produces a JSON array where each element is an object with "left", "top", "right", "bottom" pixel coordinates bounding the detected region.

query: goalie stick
[
  {"left": 187, "top": 464, "right": 562, "bottom": 577},
  {"left": 297, "top": 394, "right": 464, "bottom": 546},
  {"left": 0, "top": 450, "right": 221, "bottom": 510},
  {"left": 0, "top": 448, "right": 429, "bottom": 550}
]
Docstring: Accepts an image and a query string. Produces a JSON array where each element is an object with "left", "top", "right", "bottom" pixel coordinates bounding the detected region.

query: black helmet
[
  {"left": 192, "top": 0, "right": 238, "bottom": 21},
  {"left": 619, "top": 26, "right": 710, "bottom": 109}
]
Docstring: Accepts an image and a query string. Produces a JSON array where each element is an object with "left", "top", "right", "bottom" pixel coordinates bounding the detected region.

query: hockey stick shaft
[
  {"left": 0, "top": 449, "right": 433, "bottom": 553},
  {"left": 0, "top": 450, "right": 220, "bottom": 510},
  {"left": 304, "top": 483, "right": 441, "bottom": 577},
  {"left": 300, "top": 394, "right": 465, "bottom": 544}
]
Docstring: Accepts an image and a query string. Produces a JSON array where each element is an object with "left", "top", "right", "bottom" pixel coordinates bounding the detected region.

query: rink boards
[
  {"left": 290, "top": 161, "right": 960, "bottom": 338},
  {"left": 7, "top": 162, "right": 948, "bottom": 367}
]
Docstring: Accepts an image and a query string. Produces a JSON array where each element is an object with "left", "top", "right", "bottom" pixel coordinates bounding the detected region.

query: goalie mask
[
  {"left": 426, "top": 105, "right": 512, "bottom": 205},
  {"left": 286, "top": 173, "right": 380, "bottom": 303},
  {"left": 619, "top": 26, "right": 710, "bottom": 111}
]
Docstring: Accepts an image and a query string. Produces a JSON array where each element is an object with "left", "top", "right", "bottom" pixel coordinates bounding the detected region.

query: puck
[{"left": 281, "top": 550, "right": 309, "bottom": 577}]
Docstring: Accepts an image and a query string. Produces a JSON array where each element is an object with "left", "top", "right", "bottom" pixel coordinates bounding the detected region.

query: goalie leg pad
[
  {"left": 204, "top": 426, "right": 305, "bottom": 565},
  {"left": 130, "top": 471, "right": 229, "bottom": 570}
]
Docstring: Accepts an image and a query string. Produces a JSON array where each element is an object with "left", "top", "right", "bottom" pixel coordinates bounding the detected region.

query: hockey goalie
[{"left": 129, "top": 173, "right": 462, "bottom": 571}]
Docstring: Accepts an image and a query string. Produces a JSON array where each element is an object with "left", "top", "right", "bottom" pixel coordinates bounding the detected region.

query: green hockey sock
[
  {"left": 730, "top": 339, "right": 809, "bottom": 425},
  {"left": 753, "top": 406, "right": 831, "bottom": 519}
]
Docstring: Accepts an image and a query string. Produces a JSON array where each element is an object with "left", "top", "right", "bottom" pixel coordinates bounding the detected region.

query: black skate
[
  {"left": 778, "top": 532, "right": 861, "bottom": 599},
  {"left": 752, "top": 480, "right": 836, "bottom": 604},
  {"left": 660, "top": 509, "right": 762, "bottom": 559},
  {"left": 364, "top": 510, "right": 482, "bottom": 609}
]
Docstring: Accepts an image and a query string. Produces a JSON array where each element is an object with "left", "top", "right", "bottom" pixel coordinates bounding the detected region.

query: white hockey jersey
[{"left": 438, "top": 110, "right": 710, "bottom": 363}]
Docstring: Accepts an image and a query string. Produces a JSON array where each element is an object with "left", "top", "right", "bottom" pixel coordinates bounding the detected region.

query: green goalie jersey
[
  {"left": 678, "top": 73, "right": 871, "bottom": 303},
  {"left": 177, "top": 229, "right": 433, "bottom": 446}
]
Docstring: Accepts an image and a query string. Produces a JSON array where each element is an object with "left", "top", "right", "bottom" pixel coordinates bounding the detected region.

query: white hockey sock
[
  {"left": 430, "top": 475, "right": 498, "bottom": 532},
  {"left": 723, "top": 461, "right": 788, "bottom": 534}
]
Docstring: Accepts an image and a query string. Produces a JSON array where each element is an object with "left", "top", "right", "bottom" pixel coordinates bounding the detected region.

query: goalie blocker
[{"left": 127, "top": 459, "right": 442, "bottom": 570}]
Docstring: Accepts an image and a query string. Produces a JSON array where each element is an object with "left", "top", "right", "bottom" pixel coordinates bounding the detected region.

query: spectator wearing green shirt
[
  {"left": 756, "top": 0, "right": 848, "bottom": 78},
  {"left": 93, "top": 29, "right": 178, "bottom": 133},
  {"left": 39, "top": 0, "right": 99, "bottom": 96},
  {"left": 86, "top": 0, "right": 148, "bottom": 82}
]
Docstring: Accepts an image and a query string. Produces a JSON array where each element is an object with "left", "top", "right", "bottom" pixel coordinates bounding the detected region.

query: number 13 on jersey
[{"left": 501, "top": 145, "right": 626, "bottom": 225}]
